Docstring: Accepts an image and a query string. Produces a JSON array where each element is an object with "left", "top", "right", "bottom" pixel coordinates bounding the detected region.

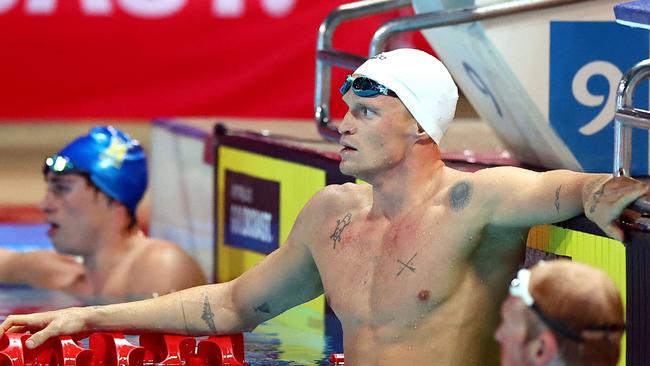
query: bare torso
[{"left": 309, "top": 179, "right": 528, "bottom": 366}]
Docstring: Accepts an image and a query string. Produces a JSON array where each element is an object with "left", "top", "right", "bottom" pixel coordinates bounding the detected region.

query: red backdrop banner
[{"left": 0, "top": 0, "right": 429, "bottom": 121}]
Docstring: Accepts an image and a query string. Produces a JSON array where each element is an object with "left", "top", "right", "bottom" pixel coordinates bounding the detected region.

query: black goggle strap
[{"left": 531, "top": 303, "right": 626, "bottom": 343}]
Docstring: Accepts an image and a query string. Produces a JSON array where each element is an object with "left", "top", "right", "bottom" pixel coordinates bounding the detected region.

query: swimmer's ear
[
  {"left": 414, "top": 123, "right": 431, "bottom": 144},
  {"left": 529, "top": 330, "right": 559, "bottom": 365}
]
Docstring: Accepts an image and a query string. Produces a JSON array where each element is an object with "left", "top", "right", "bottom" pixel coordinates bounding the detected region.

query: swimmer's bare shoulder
[
  {"left": 128, "top": 237, "right": 207, "bottom": 294},
  {"left": 305, "top": 182, "right": 371, "bottom": 218}
]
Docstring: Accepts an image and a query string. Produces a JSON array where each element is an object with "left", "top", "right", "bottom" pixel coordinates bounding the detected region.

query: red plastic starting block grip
[
  {"left": 198, "top": 334, "right": 248, "bottom": 366},
  {"left": 139, "top": 334, "right": 196, "bottom": 365},
  {"left": 0, "top": 333, "right": 93, "bottom": 366},
  {"left": 89, "top": 333, "right": 144, "bottom": 366},
  {"left": 329, "top": 353, "right": 345, "bottom": 365},
  {"left": 0, "top": 332, "right": 248, "bottom": 366}
]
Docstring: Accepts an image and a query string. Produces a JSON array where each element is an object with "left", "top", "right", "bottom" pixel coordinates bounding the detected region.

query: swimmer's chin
[{"left": 338, "top": 164, "right": 367, "bottom": 181}]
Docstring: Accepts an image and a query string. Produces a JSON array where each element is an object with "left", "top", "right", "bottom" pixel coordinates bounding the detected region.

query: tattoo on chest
[
  {"left": 330, "top": 212, "right": 352, "bottom": 250},
  {"left": 555, "top": 185, "right": 562, "bottom": 213},
  {"left": 201, "top": 294, "right": 217, "bottom": 332},
  {"left": 396, "top": 252, "right": 418, "bottom": 277},
  {"left": 254, "top": 302, "right": 271, "bottom": 314},
  {"left": 450, "top": 181, "right": 473, "bottom": 212}
]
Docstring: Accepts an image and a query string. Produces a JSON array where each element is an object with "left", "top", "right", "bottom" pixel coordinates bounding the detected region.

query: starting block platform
[{"left": 615, "top": 0, "right": 650, "bottom": 29}]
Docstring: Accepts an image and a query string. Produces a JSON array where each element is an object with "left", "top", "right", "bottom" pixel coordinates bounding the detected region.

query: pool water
[
  {"left": 0, "top": 223, "right": 344, "bottom": 365},
  {"left": 0, "top": 287, "right": 343, "bottom": 366}
]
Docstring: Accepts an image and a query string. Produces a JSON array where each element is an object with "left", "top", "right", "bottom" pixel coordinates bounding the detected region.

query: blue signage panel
[
  {"left": 550, "top": 21, "right": 649, "bottom": 174},
  {"left": 225, "top": 170, "right": 280, "bottom": 254}
]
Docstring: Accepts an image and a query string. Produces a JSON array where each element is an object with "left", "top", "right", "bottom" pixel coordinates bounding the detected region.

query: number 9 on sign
[{"left": 572, "top": 61, "right": 622, "bottom": 136}]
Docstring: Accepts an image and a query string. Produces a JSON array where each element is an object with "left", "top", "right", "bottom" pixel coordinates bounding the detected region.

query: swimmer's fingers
[
  {"left": 0, "top": 312, "right": 52, "bottom": 337},
  {"left": 0, "top": 307, "right": 90, "bottom": 348},
  {"left": 24, "top": 307, "right": 92, "bottom": 349},
  {"left": 588, "top": 176, "right": 649, "bottom": 240},
  {"left": 600, "top": 222, "right": 625, "bottom": 243},
  {"left": 6, "top": 325, "right": 28, "bottom": 334}
]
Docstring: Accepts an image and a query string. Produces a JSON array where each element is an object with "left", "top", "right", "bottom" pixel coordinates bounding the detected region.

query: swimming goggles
[
  {"left": 44, "top": 155, "right": 76, "bottom": 173},
  {"left": 509, "top": 268, "right": 626, "bottom": 343},
  {"left": 339, "top": 75, "right": 397, "bottom": 98}
]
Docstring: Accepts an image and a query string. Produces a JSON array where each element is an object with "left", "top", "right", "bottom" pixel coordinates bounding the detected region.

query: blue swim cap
[{"left": 44, "top": 126, "right": 147, "bottom": 214}]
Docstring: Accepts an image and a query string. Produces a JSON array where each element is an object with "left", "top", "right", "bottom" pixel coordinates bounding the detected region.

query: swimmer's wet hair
[{"left": 527, "top": 260, "right": 625, "bottom": 366}]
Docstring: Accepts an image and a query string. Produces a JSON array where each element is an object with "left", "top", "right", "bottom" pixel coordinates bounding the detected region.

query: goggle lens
[
  {"left": 45, "top": 155, "right": 75, "bottom": 173},
  {"left": 339, "top": 75, "right": 397, "bottom": 98}
]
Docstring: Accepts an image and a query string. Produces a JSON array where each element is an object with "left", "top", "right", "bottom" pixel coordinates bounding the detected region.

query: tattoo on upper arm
[
  {"left": 450, "top": 181, "right": 473, "bottom": 211},
  {"left": 396, "top": 253, "right": 417, "bottom": 277},
  {"left": 254, "top": 302, "right": 271, "bottom": 314},
  {"left": 330, "top": 213, "right": 352, "bottom": 250},
  {"left": 200, "top": 294, "right": 217, "bottom": 333},
  {"left": 555, "top": 185, "right": 562, "bottom": 213}
]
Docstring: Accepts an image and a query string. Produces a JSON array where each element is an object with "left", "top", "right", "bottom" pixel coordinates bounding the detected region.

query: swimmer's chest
[{"left": 315, "top": 209, "right": 482, "bottom": 321}]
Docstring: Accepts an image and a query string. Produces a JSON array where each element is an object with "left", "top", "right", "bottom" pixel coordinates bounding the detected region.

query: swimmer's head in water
[
  {"left": 345, "top": 48, "right": 458, "bottom": 145},
  {"left": 44, "top": 126, "right": 147, "bottom": 214},
  {"left": 509, "top": 260, "right": 625, "bottom": 365}
]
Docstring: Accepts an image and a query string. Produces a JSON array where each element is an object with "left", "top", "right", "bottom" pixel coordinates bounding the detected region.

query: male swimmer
[
  {"left": 496, "top": 260, "right": 624, "bottom": 366},
  {"left": 0, "top": 126, "right": 206, "bottom": 298},
  {"left": 1, "top": 50, "right": 646, "bottom": 366}
]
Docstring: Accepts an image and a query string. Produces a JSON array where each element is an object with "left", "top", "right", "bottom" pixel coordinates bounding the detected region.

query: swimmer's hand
[
  {"left": 0, "top": 307, "right": 94, "bottom": 349},
  {"left": 584, "top": 176, "right": 649, "bottom": 241},
  {"left": 0, "top": 250, "right": 87, "bottom": 291}
]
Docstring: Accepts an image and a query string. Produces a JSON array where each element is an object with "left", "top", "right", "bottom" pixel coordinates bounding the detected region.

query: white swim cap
[{"left": 353, "top": 48, "right": 458, "bottom": 144}]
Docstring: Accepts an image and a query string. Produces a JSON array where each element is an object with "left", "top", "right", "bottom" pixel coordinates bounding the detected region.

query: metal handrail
[
  {"left": 614, "top": 59, "right": 650, "bottom": 177},
  {"left": 369, "top": 0, "right": 587, "bottom": 56},
  {"left": 315, "top": 0, "right": 589, "bottom": 141},
  {"left": 315, "top": 0, "right": 411, "bottom": 141}
]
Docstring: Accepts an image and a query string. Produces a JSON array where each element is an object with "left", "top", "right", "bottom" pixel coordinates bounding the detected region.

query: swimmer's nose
[
  {"left": 338, "top": 112, "right": 357, "bottom": 135},
  {"left": 39, "top": 191, "right": 55, "bottom": 214}
]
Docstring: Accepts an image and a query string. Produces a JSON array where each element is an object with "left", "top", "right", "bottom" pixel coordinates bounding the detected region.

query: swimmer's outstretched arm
[
  {"left": 0, "top": 196, "right": 325, "bottom": 348},
  {"left": 476, "top": 167, "right": 648, "bottom": 240},
  {"left": 0, "top": 249, "right": 85, "bottom": 290}
]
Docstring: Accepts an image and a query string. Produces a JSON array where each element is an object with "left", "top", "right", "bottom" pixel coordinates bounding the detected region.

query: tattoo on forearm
[
  {"left": 589, "top": 184, "right": 607, "bottom": 214},
  {"left": 450, "top": 181, "right": 473, "bottom": 212},
  {"left": 397, "top": 253, "right": 417, "bottom": 277},
  {"left": 585, "top": 176, "right": 607, "bottom": 194},
  {"left": 200, "top": 294, "right": 217, "bottom": 333},
  {"left": 555, "top": 185, "right": 562, "bottom": 213},
  {"left": 254, "top": 302, "right": 271, "bottom": 314},
  {"left": 179, "top": 292, "right": 189, "bottom": 334},
  {"left": 330, "top": 213, "right": 352, "bottom": 250}
]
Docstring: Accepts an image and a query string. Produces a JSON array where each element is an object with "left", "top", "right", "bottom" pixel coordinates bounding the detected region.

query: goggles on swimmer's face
[
  {"left": 509, "top": 268, "right": 626, "bottom": 343},
  {"left": 339, "top": 75, "right": 397, "bottom": 98},
  {"left": 44, "top": 155, "right": 79, "bottom": 174}
]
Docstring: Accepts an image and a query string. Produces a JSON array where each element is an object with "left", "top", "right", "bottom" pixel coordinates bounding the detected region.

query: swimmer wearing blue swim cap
[
  {"left": 0, "top": 126, "right": 206, "bottom": 297},
  {"left": 44, "top": 126, "right": 147, "bottom": 217}
]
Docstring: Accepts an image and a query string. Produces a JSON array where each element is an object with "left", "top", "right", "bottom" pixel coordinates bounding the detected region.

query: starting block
[
  {"left": 0, "top": 332, "right": 248, "bottom": 366},
  {"left": 615, "top": 0, "right": 650, "bottom": 29}
]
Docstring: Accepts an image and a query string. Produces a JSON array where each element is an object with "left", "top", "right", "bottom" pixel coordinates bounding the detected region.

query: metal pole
[{"left": 614, "top": 58, "right": 650, "bottom": 176}]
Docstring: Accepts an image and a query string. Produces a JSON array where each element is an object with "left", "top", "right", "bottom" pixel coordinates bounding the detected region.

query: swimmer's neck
[
  {"left": 367, "top": 158, "right": 446, "bottom": 219},
  {"left": 82, "top": 227, "right": 142, "bottom": 285}
]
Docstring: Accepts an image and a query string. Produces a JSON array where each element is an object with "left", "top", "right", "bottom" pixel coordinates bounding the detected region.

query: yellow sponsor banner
[
  {"left": 527, "top": 224, "right": 626, "bottom": 365},
  {"left": 216, "top": 146, "right": 327, "bottom": 342}
]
